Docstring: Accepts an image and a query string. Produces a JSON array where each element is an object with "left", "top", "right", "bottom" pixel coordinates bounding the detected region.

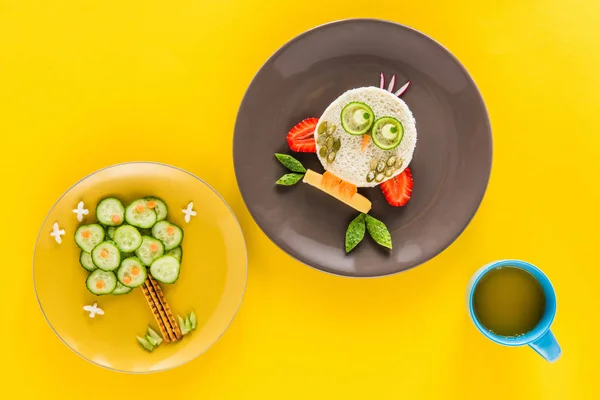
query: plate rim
[
  {"left": 233, "top": 18, "right": 493, "bottom": 278},
  {"left": 32, "top": 161, "right": 249, "bottom": 373}
]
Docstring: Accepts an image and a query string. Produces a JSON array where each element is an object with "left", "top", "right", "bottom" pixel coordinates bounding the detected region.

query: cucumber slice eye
[
  {"left": 113, "top": 225, "right": 143, "bottom": 252},
  {"left": 96, "top": 198, "right": 125, "bottom": 226},
  {"left": 371, "top": 116, "right": 404, "bottom": 150},
  {"left": 341, "top": 102, "right": 375, "bottom": 135}
]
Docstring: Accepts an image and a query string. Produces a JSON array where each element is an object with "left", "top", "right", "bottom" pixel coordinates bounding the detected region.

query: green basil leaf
[
  {"left": 276, "top": 173, "right": 304, "bottom": 186},
  {"left": 365, "top": 214, "right": 392, "bottom": 249},
  {"left": 275, "top": 153, "right": 306, "bottom": 173},
  {"left": 345, "top": 213, "right": 366, "bottom": 253}
]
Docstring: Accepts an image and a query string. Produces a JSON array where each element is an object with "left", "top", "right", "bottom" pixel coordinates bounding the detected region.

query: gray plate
[{"left": 234, "top": 19, "right": 492, "bottom": 277}]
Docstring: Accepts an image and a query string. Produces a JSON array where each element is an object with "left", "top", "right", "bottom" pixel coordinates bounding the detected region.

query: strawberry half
[
  {"left": 380, "top": 168, "right": 413, "bottom": 207},
  {"left": 286, "top": 118, "right": 318, "bottom": 153}
]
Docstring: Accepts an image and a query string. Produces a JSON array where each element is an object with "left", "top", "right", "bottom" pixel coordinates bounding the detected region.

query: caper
[
  {"left": 375, "top": 173, "right": 385, "bottom": 183},
  {"left": 385, "top": 167, "right": 394, "bottom": 177},
  {"left": 317, "top": 121, "right": 328, "bottom": 135},
  {"left": 376, "top": 161, "right": 386, "bottom": 173},
  {"left": 395, "top": 158, "right": 403, "bottom": 169},
  {"left": 366, "top": 171, "right": 376, "bottom": 182},
  {"left": 370, "top": 158, "right": 379, "bottom": 170},
  {"left": 327, "top": 123, "right": 337, "bottom": 135},
  {"left": 327, "top": 152, "right": 336, "bottom": 163},
  {"left": 387, "top": 156, "right": 397, "bottom": 167},
  {"left": 317, "top": 135, "right": 327, "bottom": 146},
  {"left": 333, "top": 138, "right": 341, "bottom": 151},
  {"left": 319, "top": 146, "right": 328, "bottom": 157},
  {"left": 325, "top": 137, "right": 334, "bottom": 149}
]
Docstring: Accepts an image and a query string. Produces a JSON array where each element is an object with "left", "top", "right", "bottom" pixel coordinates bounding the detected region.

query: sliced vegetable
[
  {"left": 275, "top": 153, "right": 306, "bottom": 173},
  {"left": 125, "top": 199, "right": 157, "bottom": 229},
  {"left": 345, "top": 213, "right": 366, "bottom": 253},
  {"left": 178, "top": 315, "right": 190, "bottom": 335},
  {"left": 137, "top": 335, "right": 154, "bottom": 352},
  {"left": 166, "top": 247, "right": 183, "bottom": 262},
  {"left": 117, "top": 257, "right": 147, "bottom": 288},
  {"left": 286, "top": 118, "right": 318, "bottom": 153},
  {"left": 150, "top": 255, "right": 180, "bottom": 284},
  {"left": 189, "top": 311, "right": 197, "bottom": 330},
  {"left": 371, "top": 116, "right": 404, "bottom": 150},
  {"left": 361, "top": 134, "right": 371, "bottom": 151},
  {"left": 341, "top": 102, "right": 374, "bottom": 135},
  {"left": 147, "top": 327, "right": 163, "bottom": 345},
  {"left": 145, "top": 334, "right": 160, "bottom": 347},
  {"left": 112, "top": 281, "right": 133, "bottom": 295},
  {"left": 79, "top": 251, "right": 96, "bottom": 272},
  {"left": 365, "top": 214, "right": 392, "bottom": 249},
  {"left": 91, "top": 241, "right": 121, "bottom": 271},
  {"left": 96, "top": 198, "right": 125, "bottom": 226},
  {"left": 135, "top": 236, "right": 164, "bottom": 266},
  {"left": 302, "top": 169, "right": 371, "bottom": 214},
  {"left": 276, "top": 173, "right": 304, "bottom": 186},
  {"left": 151, "top": 221, "right": 183, "bottom": 251},
  {"left": 113, "top": 225, "right": 143, "bottom": 252},
  {"left": 86, "top": 269, "right": 117, "bottom": 295},
  {"left": 107, "top": 226, "right": 116, "bottom": 240},
  {"left": 380, "top": 167, "right": 413, "bottom": 207},
  {"left": 145, "top": 197, "right": 168, "bottom": 221},
  {"left": 185, "top": 315, "right": 192, "bottom": 332},
  {"left": 75, "top": 224, "right": 105, "bottom": 253}
]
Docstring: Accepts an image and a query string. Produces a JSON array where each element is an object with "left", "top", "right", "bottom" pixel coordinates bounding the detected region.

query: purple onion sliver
[{"left": 379, "top": 73, "right": 385, "bottom": 89}]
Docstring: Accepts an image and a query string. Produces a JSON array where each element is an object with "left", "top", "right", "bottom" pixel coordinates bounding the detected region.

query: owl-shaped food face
[{"left": 315, "top": 87, "right": 417, "bottom": 188}]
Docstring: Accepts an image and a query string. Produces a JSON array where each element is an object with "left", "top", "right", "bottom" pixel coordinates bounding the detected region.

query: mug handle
[{"left": 529, "top": 329, "right": 561, "bottom": 362}]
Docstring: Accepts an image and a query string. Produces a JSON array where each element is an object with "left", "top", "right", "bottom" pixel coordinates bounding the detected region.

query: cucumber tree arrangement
[{"left": 74, "top": 197, "right": 195, "bottom": 349}]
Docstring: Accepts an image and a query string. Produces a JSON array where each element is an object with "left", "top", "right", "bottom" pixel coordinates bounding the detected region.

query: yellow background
[{"left": 1, "top": 0, "right": 599, "bottom": 398}]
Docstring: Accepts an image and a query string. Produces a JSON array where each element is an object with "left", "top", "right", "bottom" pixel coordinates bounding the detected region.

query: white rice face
[{"left": 315, "top": 86, "right": 417, "bottom": 188}]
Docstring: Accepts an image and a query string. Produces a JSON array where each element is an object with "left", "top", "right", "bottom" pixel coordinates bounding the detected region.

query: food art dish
[
  {"left": 275, "top": 74, "right": 415, "bottom": 252},
  {"left": 34, "top": 162, "right": 247, "bottom": 372}
]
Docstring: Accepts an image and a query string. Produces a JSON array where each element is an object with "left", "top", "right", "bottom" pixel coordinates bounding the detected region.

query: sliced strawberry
[
  {"left": 380, "top": 168, "right": 413, "bottom": 207},
  {"left": 286, "top": 118, "right": 318, "bottom": 153}
]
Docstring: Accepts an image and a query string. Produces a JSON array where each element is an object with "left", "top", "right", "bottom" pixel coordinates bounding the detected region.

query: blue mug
[{"left": 467, "top": 259, "right": 561, "bottom": 362}]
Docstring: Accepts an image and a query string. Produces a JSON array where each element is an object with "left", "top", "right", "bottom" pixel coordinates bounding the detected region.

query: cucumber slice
[
  {"left": 107, "top": 226, "right": 117, "bottom": 240},
  {"left": 341, "top": 102, "right": 375, "bottom": 135},
  {"left": 371, "top": 116, "right": 404, "bottom": 150},
  {"left": 120, "top": 251, "right": 134, "bottom": 259},
  {"left": 117, "top": 257, "right": 147, "bottom": 288},
  {"left": 112, "top": 281, "right": 133, "bottom": 295},
  {"left": 185, "top": 315, "right": 192, "bottom": 332},
  {"left": 79, "top": 251, "right": 96, "bottom": 272},
  {"left": 96, "top": 198, "right": 125, "bottom": 226},
  {"left": 152, "top": 221, "right": 183, "bottom": 251},
  {"left": 178, "top": 315, "right": 190, "bottom": 335},
  {"left": 135, "top": 236, "right": 164, "bottom": 266},
  {"left": 150, "top": 255, "right": 180, "bottom": 284},
  {"left": 189, "top": 311, "right": 197, "bottom": 330},
  {"left": 113, "top": 225, "right": 143, "bottom": 252},
  {"left": 91, "top": 241, "right": 121, "bottom": 271},
  {"left": 147, "top": 327, "right": 163, "bottom": 345},
  {"left": 86, "top": 269, "right": 117, "bottom": 295},
  {"left": 136, "top": 336, "right": 154, "bottom": 352},
  {"left": 145, "top": 197, "right": 168, "bottom": 221},
  {"left": 167, "top": 247, "right": 183, "bottom": 262},
  {"left": 125, "top": 199, "right": 157, "bottom": 229},
  {"left": 145, "top": 334, "right": 160, "bottom": 347},
  {"left": 75, "top": 224, "right": 105, "bottom": 253}
]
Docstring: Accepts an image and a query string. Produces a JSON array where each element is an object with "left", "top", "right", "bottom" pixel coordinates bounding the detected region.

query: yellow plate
[{"left": 33, "top": 163, "right": 247, "bottom": 373}]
